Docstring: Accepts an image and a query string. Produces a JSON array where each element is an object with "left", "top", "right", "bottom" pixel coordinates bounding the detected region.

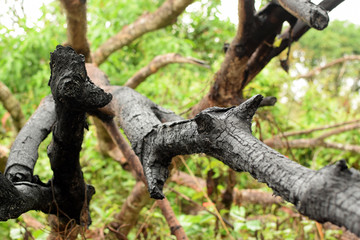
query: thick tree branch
[
  {"left": 47, "top": 45, "right": 112, "bottom": 225},
  {"left": 60, "top": 0, "right": 91, "bottom": 62},
  {"left": 191, "top": 2, "right": 295, "bottom": 114},
  {"left": 0, "top": 97, "right": 55, "bottom": 220},
  {"left": 297, "top": 55, "right": 360, "bottom": 79},
  {"left": 275, "top": 0, "right": 329, "bottom": 30},
  {"left": 111, "top": 88, "right": 360, "bottom": 236},
  {"left": 92, "top": 0, "right": 194, "bottom": 66},
  {"left": 125, "top": 53, "right": 210, "bottom": 89},
  {"left": 0, "top": 81, "right": 26, "bottom": 132},
  {"left": 192, "top": 0, "right": 344, "bottom": 116}
]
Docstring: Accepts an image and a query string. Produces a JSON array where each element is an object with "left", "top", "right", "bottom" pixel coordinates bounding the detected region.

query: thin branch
[
  {"left": 108, "top": 181, "right": 151, "bottom": 237},
  {"left": 92, "top": 0, "right": 194, "bottom": 65},
  {"left": 317, "top": 122, "right": 360, "bottom": 141},
  {"left": 0, "top": 81, "right": 26, "bottom": 132},
  {"left": 0, "top": 145, "right": 9, "bottom": 173},
  {"left": 100, "top": 119, "right": 188, "bottom": 240},
  {"left": 125, "top": 53, "right": 210, "bottom": 89},
  {"left": 297, "top": 55, "right": 360, "bottom": 79},
  {"left": 170, "top": 171, "right": 283, "bottom": 206},
  {"left": 323, "top": 142, "right": 360, "bottom": 153},
  {"left": 271, "top": 119, "right": 360, "bottom": 138},
  {"left": 264, "top": 121, "right": 360, "bottom": 153},
  {"left": 168, "top": 187, "right": 234, "bottom": 229},
  {"left": 60, "top": 0, "right": 91, "bottom": 62}
]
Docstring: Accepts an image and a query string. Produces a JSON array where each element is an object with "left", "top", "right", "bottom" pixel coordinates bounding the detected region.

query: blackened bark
[
  {"left": 110, "top": 87, "right": 360, "bottom": 236},
  {"left": 1, "top": 96, "right": 55, "bottom": 220},
  {"left": 47, "top": 45, "right": 112, "bottom": 224}
]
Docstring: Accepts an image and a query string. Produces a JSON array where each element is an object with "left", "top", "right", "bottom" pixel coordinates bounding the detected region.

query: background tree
[{"left": 0, "top": 0, "right": 360, "bottom": 239}]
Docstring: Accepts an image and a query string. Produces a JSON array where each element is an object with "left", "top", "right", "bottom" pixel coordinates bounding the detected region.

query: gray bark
[{"left": 109, "top": 87, "right": 360, "bottom": 237}]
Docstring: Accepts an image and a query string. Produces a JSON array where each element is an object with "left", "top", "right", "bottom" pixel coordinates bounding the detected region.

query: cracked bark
[
  {"left": 0, "top": 46, "right": 112, "bottom": 238},
  {"left": 110, "top": 87, "right": 360, "bottom": 236},
  {"left": 47, "top": 45, "right": 112, "bottom": 227}
]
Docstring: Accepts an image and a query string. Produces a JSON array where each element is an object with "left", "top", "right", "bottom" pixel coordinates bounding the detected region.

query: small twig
[{"left": 179, "top": 156, "right": 235, "bottom": 240}]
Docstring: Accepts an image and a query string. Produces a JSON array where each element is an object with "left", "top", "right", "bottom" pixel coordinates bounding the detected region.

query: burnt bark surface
[
  {"left": 47, "top": 45, "right": 112, "bottom": 224},
  {"left": 111, "top": 87, "right": 360, "bottom": 236},
  {"left": 0, "top": 46, "right": 112, "bottom": 225}
]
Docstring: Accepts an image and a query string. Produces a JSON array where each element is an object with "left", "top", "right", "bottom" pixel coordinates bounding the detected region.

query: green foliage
[{"left": 0, "top": 0, "right": 359, "bottom": 239}]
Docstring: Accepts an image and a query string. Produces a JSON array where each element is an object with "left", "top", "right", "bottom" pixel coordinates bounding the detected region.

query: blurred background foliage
[{"left": 0, "top": 0, "right": 359, "bottom": 239}]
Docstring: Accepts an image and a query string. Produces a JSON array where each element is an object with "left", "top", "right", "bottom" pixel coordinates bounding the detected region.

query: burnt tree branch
[
  {"left": 0, "top": 46, "right": 112, "bottom": 226},
  {"left": 47, "top": 45, "right": 112, "bottom": 224},
  {"left": 274, "top": 0, "right": 329, "bottom": 30},
  {"left": 109, "top": 86, "right": 360, "bottom": 236}
]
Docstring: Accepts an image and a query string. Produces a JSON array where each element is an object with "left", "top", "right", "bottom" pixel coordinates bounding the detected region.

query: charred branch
[
  {"left": 1, "top": 97, "right": 55, "bottom": 220},
  {"left": 111, "top": 87, "right": 360, "bottom": 236},
  {"left": 92, "top": 0, "right": 194, "bottom": 66},
  {"left": 5, "top": 96, "right": 55, "bottom": 183},
  {"left": 191, "top": 2, "right": 295, "bottom": 114},
  {"left": 1, "top": 46, "right": 112, "bottom": 224},
  {"left": 47, "top": 45, "right": 112, "bottom": 224},
  {"left": 125, "top": 53, "right": 210, "bottom": 89},
  {"left": 274, "top": 0, "right": 329, "bottom": 30}
]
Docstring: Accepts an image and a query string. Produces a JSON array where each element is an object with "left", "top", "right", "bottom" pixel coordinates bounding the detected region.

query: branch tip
[{"left": 234, "top": 94, "right": 263, "bottom": 120}]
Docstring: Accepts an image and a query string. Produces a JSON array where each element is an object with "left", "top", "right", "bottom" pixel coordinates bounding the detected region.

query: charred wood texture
[
  {"left": 1, "top": 96, "right": 55, "bottom": 220},
  {"left": 111, "top": 87, "right": 360, "bottom": 236},
  {"left": 47, "top": 45, "right": 111, "bottom": 224},
  {"left": 0, "top": 46, "right": 112, "bottom": 226}
]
